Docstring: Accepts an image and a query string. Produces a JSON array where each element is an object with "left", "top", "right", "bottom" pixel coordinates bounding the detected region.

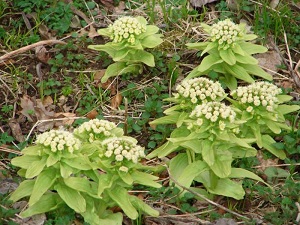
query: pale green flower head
[
  {"left": 230, "top": 81, "right": 282, "bottom": 112},
  {"left": 108, "top": 16, "right": 146, "bottom": 44},
  {"left": 102, "top": 137, "right": 145, "bottom": 164},
  {"left": 175, "top": 78, "right": 225, "bottom": 105},
  {"left": 189, "top": 102, "right": 236, "bottom": 131},
  {"left": 35, "top": 129, "right": 81, "bottom": 154},
  {"left": 74, "top": 119, "right": 118, "bottom": 142},
  {"left": 210, "top": 19, "right": 240, "bottom": 50}
]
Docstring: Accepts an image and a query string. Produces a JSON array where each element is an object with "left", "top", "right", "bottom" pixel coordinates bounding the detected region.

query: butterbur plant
[
  {"left": 88, "top": 16, "right": 163, "bottom": 82},
  {"left": 10, "top": 119, "right": 161, "bottom": 225},
  {"left": 148, "top": 78, "right": 267, "bottom": 200},
  {"left": 186, "top": 19, "right": 272, "bottom": 90},
  {"left": 229, "top": 81, "right": 300, "bottom": 159}
]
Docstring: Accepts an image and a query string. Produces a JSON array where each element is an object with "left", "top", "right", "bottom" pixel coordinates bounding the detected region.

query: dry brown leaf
[
  {"left": 8, "top": 119, "right": 25, "bottom": 142},
  {"left": 190, "top": 0, "right": 218, "bottom": 7},
  {"left": 86, "top": 109, "right": 98, "bottom": 119},
  {"left": 70, "top": 15, "right": 81, "bottom": 28},
  {"left": 94, "top": 70, "right": 116, "bottom": 95},
  {"left": 100, "top": 0, "right": 115, "bottom": 11},
  {"left": 88, "top": 25, "right": 100, "bottom": 39},
  {"left": 256, "top": 50, "right": 282, "bottom": 76},
  {"left": 54, "top": 112, "right": 77, "bottom": 126},
  {"left": 42, "top": 95, "right": 53, "bottom": 107},
  {"left": 113, "top": 1, "right": 126, "bottom": 14},
  {"left": 35, "top": 45, "right": 50, "bottom": 63},
  {"left": 256, "top": 150, "right": 279, "bottom": 172},
  {"left": 38, "top": 23, "right": 55, "bottom": 40},
  {"left": 20, "top": 95, "right": 35, "bottom": 122},
  {"left": 111, "top": 92, "right": 122, "bottom": 109}
]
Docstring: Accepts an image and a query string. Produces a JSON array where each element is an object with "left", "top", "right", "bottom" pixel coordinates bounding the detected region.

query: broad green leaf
[
  {"left": 228, "top": 133, "right": 253, "bottom": 148},
  {"left": 97, "top": 27, "right": 111, "bottom": 37},
  {"left": 131, "top": 171, "right": 161, "bottom": 188},
  {"left": 200, "top": 23, "right": 212, "bottom": 33},
  {"left": 149, "top": 112, "right": 181, "bottom": 125},
  {"left": 129, "top": 50, "right": 155, "bottom": 67},
  {"left": 98, "top": 174, "right": 117, "bottom": 196},
  {"left": 185, "top": 66, "right": 204, "bottom": 79},
  {"left": 186, "top": 42, "right": 209, "bottom": 50},
  {"left": 60, "top": 162, "right": 74, "bottom": 178},
  {"left": 261, "top": 135, "right": 286, "bottom": 159},
  {"left": 223, "top": 72, "right": 237, "bottom": 90},
  {"left": 62, "top": 157, "right": 92, "bottom": 170},
  {"left": 242, "top": 33, "right": 258, "bottom": 41},
  {"left": 21, "top": 145, "right": 42, "bottom": 155},
  {"left": 235, "top": 54, "right": 258, "bottom": 64},
  {"left": 10, "top": 180, "right": 35, "bottom": 202},
  {"left": 264, "top": 119, "right": 281, "bottom": 134},
  {"left": 277, "top": 95, "right": 293, "bottom": 103},
  {"left": 169, "top": 153, "right": 189, "bottom": 180},
  {"left": 64, "top": 177, "right": 98, "bottom": 197},
  {"left": 20, "top": 193, "right": 63, "bottom": 218},
  {"left": 118, "top": 170, "right": 133, "bottom": 185},
  {"left": 207, "top": 178, "right": 245, "bottom": 200},
  {"left": 231, "top": 43, "right": 245, "bottom": 56},
  {"left": 146, "top": 141, "right": 179, "bottom": 159},
  {"left": 141, "top": 34, "right": 163, "bottom": 48},
  {"left": 25, "top": 157, "right": 47, "bottom": 178},
  {"left": 83, "top": 210, "right": 123, "bottom": 225},
  {"left": 129, "top": 195, "right": 159, "bottom": 217},
  {"left": 201, "top": 42, "right": 218, "bottom": 56},
  {"left": 252, "top": 125, "right": 262, "bottom": 148},
  {"left": 242, "top": 64, "right": 272, "bottom": 80},
  {"left": 180, "top": 140, "right": 204, "bottom": 153},
  {"left": 201, "top": 140, "right": 214, "bottom": 166},
  {"left": 229, "top": 168, "right": 271, "bottom": 188},
  {"left": 237, "top": 42, "right": 267, "bottom": 54},
  {"left": 219, "top": 49, "right": 236, "bottom": 65},
  {"left": 277, "top": 105, "right": 300, "bottom": 115},
  {"left": 264, "top": 167, "right": 290, "bottom": 179},
  {"left": 56, "top": 183, "right": 86, "bottom": 213},
  {"left": 29, "top": 169, "right": 57, "bottom": 206},
  {"left": 11, "top": 155, "right": 41, "bottom": 169},
  {"left": 139, "top": 25, "right": 159, "bottom": 38},
  {"left": 177, "top": 160, "right": 208, "bottom": 188},
  {"left": 102, "top": 62, "right": 141, "bottom": 82},
  {"left": 46, "top": 154, "right": 59, "bottom": 167},
  {"left": 198, "top": 55, "right": 223, "bottom": 73},
  {"left": 224, "top": 64, "right": 254, "bottom": 83},
  {"left": 106, "top": 186, "right": 138, "bottom": 219},
  {"left": 112, "top": 48, "right": 130, "bottom": 61},
  {"left": 209, "top": 150, "right": 232, "bottom": 178},
  {"left": 136, "top": 16, "right": 147, "bottom": 26}
]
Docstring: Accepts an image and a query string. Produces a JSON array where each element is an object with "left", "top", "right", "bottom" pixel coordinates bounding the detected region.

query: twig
[
  {"left": 167, "top": 168, "right": 252, "bottom": 221},
  {"left": 252, "top": 163, "right": 300, "bottom": 169},
  {"left": 0, "top": 40, "right": 66, "bottom": 63},
  {"left": 25, "top": 116, "right": 85, "bottom": 141}
]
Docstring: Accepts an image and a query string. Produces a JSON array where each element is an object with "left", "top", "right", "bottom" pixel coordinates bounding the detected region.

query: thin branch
[{"left": 0, "top": 40, "right": 66, "bottom": 63}]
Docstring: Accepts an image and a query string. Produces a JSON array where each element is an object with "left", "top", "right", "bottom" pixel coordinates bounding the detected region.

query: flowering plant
[
  {"left": 88, "top": 16, "right": 163, "bottom": 82},
  {"left": 148, "top": 78, "right": 267, "bottom": 200},
  {"left": 229, "top": 81, "right": 300, "bottom": 159},
  {"left": 186, "top": 19, "right": 272, "bottom": 90},
  {"left": 10, "top": 119, "right": 161, "bottom": 225}
]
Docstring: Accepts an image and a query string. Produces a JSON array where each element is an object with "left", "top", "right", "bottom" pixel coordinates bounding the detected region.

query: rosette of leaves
[
  {"left": 186, "top": 19, "right": 272, "bottom": 90},
  {"left": 148, "top": 80, "right": 269, "bottom": 200},
  {"left": 9, "top": 130, "right": 109, "bottom": 223},
  {"left": 73, "top": 119, "right": 161, "bottom": 221},
  {"left": 88, "top": 16, "right": 163, "bottom": 83},
  {"left": 229, "top": 81, "right": 300, "bottom": 159}
]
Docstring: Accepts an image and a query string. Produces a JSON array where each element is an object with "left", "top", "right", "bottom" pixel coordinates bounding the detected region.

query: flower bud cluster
[
  {"left": 230, "top": 81, "right": 282, "bottom": 112},
  {"left": 36, "top": 130, "right": 81, "bottom": 154},
  {"left": 174, "top": 78, "right": 225, "bottom": 104},
  {"left": 189, "top": 102, "right": 236, "bottom": 131},
  {"left": 102, "top": 137, "right": 145, "bottom": 164},
  {"left": 74, "top": 119, "right": 117, "bottom": 143},
  {"left": 210, "top": 19, "right": 240, "bottom": 49},
  {"left": 108, "top": 16, "right": 146, "bottom": 44}
]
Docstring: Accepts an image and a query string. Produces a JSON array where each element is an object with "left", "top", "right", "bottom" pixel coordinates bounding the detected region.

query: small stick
[
  {"left": 167, "top": 168, "right": 251, "bottom": 221},
  {"left": 0, "top": 40, "right": 66, "bottom": 63}
]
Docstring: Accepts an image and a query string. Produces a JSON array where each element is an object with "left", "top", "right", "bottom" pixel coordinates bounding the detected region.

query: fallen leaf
[
  {"left": 86, "top": 109, "right": 98, "bottom": 119},
  {"left": 94, "top": 70, "right": 116, "bottom": 95},
  {"left": 8, "top": 119, "right": 25, "bottom": 142},
  {"left": 256, "top": 50, "right": 282, "bottom": 76},
  {"left": 38, "top": 23, "right": 55, "bottom": 40},
  {"left": 20, "top": 95, "right": 35, "bottom": 122},
  {"left": 190, "top": 0, "right": 218, "bottom": 7},
  {"left": 111, "top": 92, "right": 122, "bottom": 109},
  {"left": 88, "top": 25, "right": 100, "bottom": 39},
  {"left": 54, "top": 112, "right": 77, "bottom": 126},
  {"left": 70, "top": 15, "right": 81, "bottom": 28},
  {"left": 42, "top": 95, "right": 53, "bottom": 107},
  {"left": 35, "top": 45, "right": 50, "bottom": 63},
  {"left": 100, "top": 0, "right": 115, "bottom": 11}
]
